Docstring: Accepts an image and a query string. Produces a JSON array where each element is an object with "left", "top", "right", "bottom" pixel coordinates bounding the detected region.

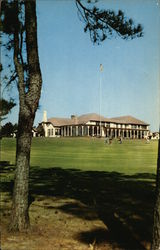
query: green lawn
[
  {"left": 1, "top": 137, "right": 158, "bottom": 175},
  {"left": 1, "top": 137, "right": 159, "bottom": 249}
]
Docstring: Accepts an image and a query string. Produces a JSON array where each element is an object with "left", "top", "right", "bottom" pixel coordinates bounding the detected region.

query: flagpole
[{"left": 99, "top": 64, "right": 103, "bottom": 137}]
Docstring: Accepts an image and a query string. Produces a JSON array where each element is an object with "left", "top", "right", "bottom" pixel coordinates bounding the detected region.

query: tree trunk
[
  {"left": 10, "top": 110, "right": 34, "bottom": 231},
  {"left": 9, "top": 0, "right": 42, "bottom": 231},
  {"left": 151, "top": 136, "right": 160, "bottom": 250}
]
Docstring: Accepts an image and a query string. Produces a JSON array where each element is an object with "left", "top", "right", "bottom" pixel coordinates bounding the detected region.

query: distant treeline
[{"left": 0, "top": 122, "right": 18, "bottom": 138}]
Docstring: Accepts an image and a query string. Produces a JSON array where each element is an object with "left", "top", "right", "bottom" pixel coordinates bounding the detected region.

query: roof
[
  {"left": 48, "top": 113, "right": 110, "bottom": 126},
  {"left": 109, "top": 116, "right": 149, "bottom": 125},
  {"left": 77, "top": 113, "right": 110, "bottom": 124},
  {"left": 47, "top": 117, "right": 72, "bottom": 126},
  {"left": 47, "top": 114, "right": 149, "bottom": 126}
]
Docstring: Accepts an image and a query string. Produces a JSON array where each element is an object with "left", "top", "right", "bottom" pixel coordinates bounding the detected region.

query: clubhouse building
[{"left": 40, "top": 111, "right": 150, "bottom": 139}]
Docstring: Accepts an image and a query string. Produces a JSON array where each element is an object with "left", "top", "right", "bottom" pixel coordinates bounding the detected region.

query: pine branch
[{"left": 76, "top": 0, "right": 143, "bottom": 44}]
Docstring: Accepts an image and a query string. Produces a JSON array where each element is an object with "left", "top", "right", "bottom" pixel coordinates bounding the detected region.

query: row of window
[
  {"left": 47, "top": 128, "right": 60, "bottom": 136},
  {"left": 95, "top": 122, "right": 147, "bottom": 129},
  {"left": 47, "top": 124, "right": 148, "bottom": 137},
  {"left": 48, "top": 129, "right": 54, "bottom": 136}
]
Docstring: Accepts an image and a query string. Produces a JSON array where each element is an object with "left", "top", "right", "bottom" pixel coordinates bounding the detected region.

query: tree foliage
[
  {"left": 0, "top": 122, "right": 17, "bottom": 137},
  {"left": 76, "top": 0, "right": 143, "bottom": 44},
  {"left": 1, "top": 0, "right": 144, "bottom": 97},
  {"left": 36, "top": 123, "right": 45, "bottom": 137},
  {"left": 0, "top": 98, "right": 16, "bottom": 120},
  {"left": 1, "top": 0, "right": 30, "bottom": 93}
]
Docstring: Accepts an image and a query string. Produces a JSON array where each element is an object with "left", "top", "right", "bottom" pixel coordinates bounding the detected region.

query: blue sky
[{"left": 3, "top": 0, "right": 160, "bottom": 131}]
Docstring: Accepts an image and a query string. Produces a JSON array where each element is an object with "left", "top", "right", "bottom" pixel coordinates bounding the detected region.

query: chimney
[
  {"left": 43, "top": 110, "right": 47, "bottom": 122},
  {"left": 71, "top": 115, "right": 78, "bottom": 124}
]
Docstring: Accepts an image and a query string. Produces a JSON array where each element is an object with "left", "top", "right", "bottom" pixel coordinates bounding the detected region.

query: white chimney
[{"left": 43, "top": 110, "right": 47, "bottom": 122}]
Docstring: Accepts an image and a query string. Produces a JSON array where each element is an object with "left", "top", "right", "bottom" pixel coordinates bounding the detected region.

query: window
[
  {"left": 48, "top": 129, "right": 50, "bottom": 136},
  {"left": 132, "top": 125, "right": 137, "bottom": 129}
]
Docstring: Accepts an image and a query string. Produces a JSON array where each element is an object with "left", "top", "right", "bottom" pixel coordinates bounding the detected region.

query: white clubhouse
[{"left": 40, "top": 111, "right": 150, "bottom": 139}]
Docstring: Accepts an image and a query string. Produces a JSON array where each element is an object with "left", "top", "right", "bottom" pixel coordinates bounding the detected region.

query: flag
[{"left": 100, "top": 64, "right": 103, "bottom": 72}]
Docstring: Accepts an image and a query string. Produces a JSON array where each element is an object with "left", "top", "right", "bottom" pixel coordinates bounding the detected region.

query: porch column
[
  {"left": 110, "top": 129, "right": 113, "bottom": 138},
  {"left": 70, "top": 126, "right": 72, "bottom": 136},
  {"left": 82, "top": 126, "right": 84, "bottom": 136},
  {"left": 133, "top": 130, "right": 135, "bottom": 139},
  {"left": 122, "top": 130, "right": 124, "bottom": 138},
  {"left": 76, "top": 126, "right": 78, "bottom": 136},
  {"left": 97, "top": 126, "right": 99, "bottom": 136},
  {"left": 115, "top": 129, "right": 117, "bottom": 138},
  {"left": 61, "top": 127, "right": 63, "bottom": 137},
  {"left": 92, "top": 126, "right": 94, "bottom": 136},
  {"left": 106, "top": 128, "right": 109, "bottom": 137},
  {"left": 118, "top": 129, "right": 121, "bottom": 137},
  {"left": 140, "top": 130, "right": 142, "bottom": 139},
  {"left": 136, "top": 130, "right": 139, "bottom": 139},
  {"left": 102, "top": 127, "right": 104, "bottom": 137},
  {"left": 87, "top": 126, "right": 89, "bottom": 136},
  {"left": 63, "top": 127, "right": 66, "bottom": 136},
  {"left": 67, "top": 126, "right": 69, "bottom": 136},
  {"left": 130, "top": 130, "right": 132, "bottom": 139},
  {"left": 126, "top": 130, "right": 129, "bottom": 139}
]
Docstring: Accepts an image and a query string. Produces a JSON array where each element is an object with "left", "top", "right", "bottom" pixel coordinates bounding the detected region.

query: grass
[
  {"left": 0, "top": 137, "right": 159, "bottom": 250},
  {"left": 1, "top": 137, "right": 158, "bottom": 174}
]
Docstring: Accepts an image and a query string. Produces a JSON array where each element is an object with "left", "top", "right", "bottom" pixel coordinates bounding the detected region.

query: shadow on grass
[
  {"left": 30, "top": 167, "right": 156, "bottom": 249},
  {"left": 0, "top": 161, "right": 14, "bottom": 194},
  {"left": 1, "top": 163, "right": 156, "bottom": 249}
]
